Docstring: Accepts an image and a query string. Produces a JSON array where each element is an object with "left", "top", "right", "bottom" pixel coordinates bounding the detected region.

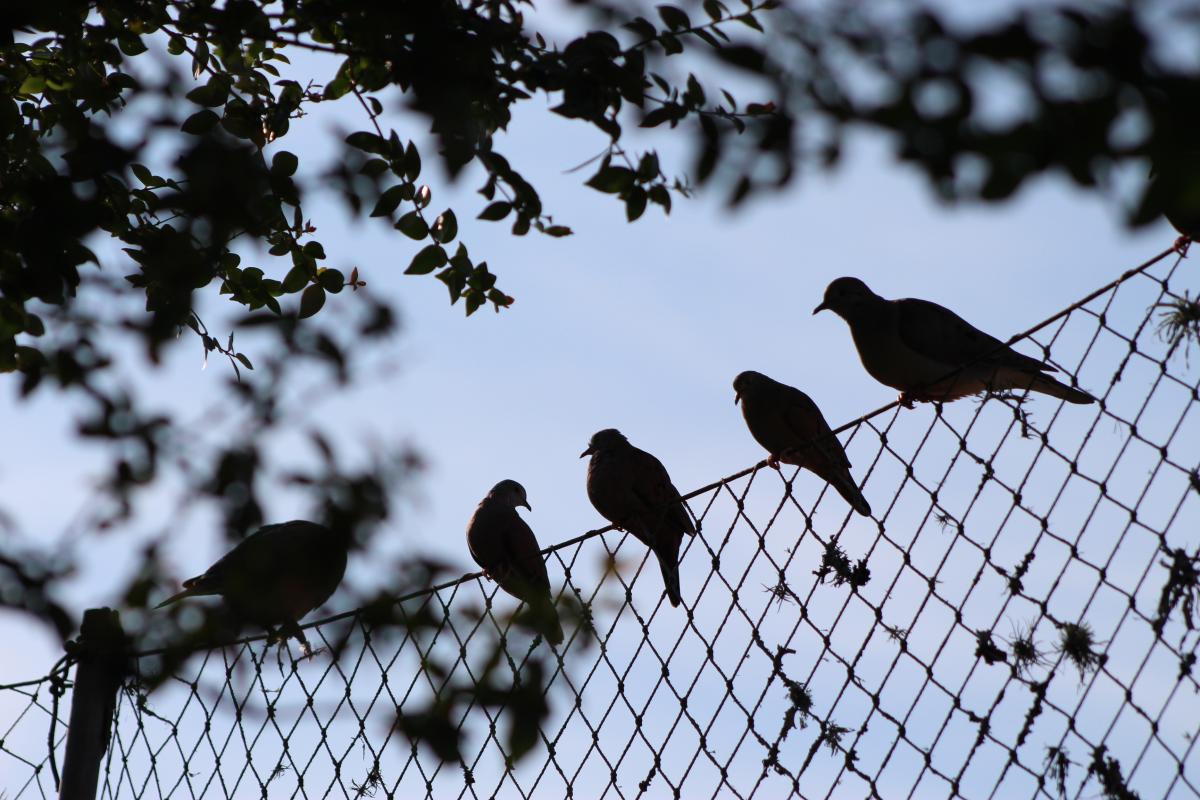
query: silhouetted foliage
[{"left": 2, "top": 0, "right": 1198, "bottom": 767}]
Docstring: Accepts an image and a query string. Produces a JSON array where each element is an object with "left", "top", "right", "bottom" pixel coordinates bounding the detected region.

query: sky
[{"left": 2, "top": 4, "right": 1199, "bottom": 799}]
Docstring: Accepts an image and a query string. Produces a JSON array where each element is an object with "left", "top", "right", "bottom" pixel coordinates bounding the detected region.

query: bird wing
[
  {"left": 467, "top": 503, "right": 508, "bottom": 574},
  {"left": 186, "top": 521, "right": 303, "bottom": 592},
  {"left": 503, "top": 513, "right": 553, "bottom": 595},
  {"left": 168, "top": 521, "right": 344, "bottom": 623},
  {"left": 895, "top": 298, "right": 1054, "bottom": 374},
  {"left": 779, "top": 385, "right": 851, "bottom": 470},
  {"left": 629, "top": 448, "right": 696, "bottom": 537},
  {"left": 468, "top": 503, "right": 550, "bottom": 603}
]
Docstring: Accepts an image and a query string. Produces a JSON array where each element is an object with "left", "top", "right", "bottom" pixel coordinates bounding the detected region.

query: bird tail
[
  {"left": 518, "top": 596, "right": 564, "bottom": 646},
  {"left": 155, "top": 587, "right": 199, "bottom": 609},
  {"left": 541, "top": 608, "right": 565, "bottom": 647},
  {"left": 155, "top": 576, "right": 217, "bottom": 609},
  {"left": 534, "top": 597, "right": 564, "bottom": 646},
  {"left": 831, "top": 471, "right": 872, "bottom": 517},
  {"left": 1021, "top": 371, "right": 1096, "bottom": 405},
  {"left": 655, "top": 550, "right": 683, "bottom": 607}
]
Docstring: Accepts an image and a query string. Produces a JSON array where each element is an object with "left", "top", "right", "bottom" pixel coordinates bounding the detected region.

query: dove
[
  {"left": 733, "top": 371, "right": 871, "bottom": 516},
  {"left": 814, "top": 277, "right": 1096, "bottom": 407},
  {"left": 466, "top": 479, "right": 563, "bottom": 645},
  {"left": 1147, "top": 154, "right": 1200, "bottom": 250},
  {"left": 582, "top": 429, "right": 696, "bottom": 607},
  {"left": 157, "top": 520, "right": 348, "bottom": 652}
]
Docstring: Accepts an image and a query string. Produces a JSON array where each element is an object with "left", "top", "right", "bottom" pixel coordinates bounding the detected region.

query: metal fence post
[{"left": 58, "top": 607, "right": 126, "bottom": 800}]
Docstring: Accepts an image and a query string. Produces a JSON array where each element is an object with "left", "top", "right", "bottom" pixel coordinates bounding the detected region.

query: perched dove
[
  {"left": 733, "top": 371, "right": 871, "bottom": 516},
  {"left": 1148, "top": 154, "right": 1200, "bottom": 248},
  {"left": 157, "top": 520, "right": 348, "bottom": 652},
  {"left": 582, "top": 429, "right": 697, "bottom": 607},
  {"left": 466, "top": 479, "right": 563, "bottom": 645},
  {"left": 814, "top": 277, "right": 1096, "bottom": 407}
]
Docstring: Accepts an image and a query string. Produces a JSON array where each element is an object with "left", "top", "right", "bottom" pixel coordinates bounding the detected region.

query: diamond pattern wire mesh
[
  {"left": 0, "top": 656, "right": 70, "bottom": 799},
  {"left": 2, "top": 249, "right": 1198, "bottom": 799}
]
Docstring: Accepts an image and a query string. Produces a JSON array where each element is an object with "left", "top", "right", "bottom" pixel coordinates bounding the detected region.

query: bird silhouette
[
  {"left": 733, "top": 370, "right": 871, "bottom": 516},
  {"left": 814, "top": 277, "right": 1095, "bottom": 407},
  {"left": 582, "top": 429, "right": 696, "bottom": 607},
  {"left": 157, "top": 520, "right": 348, "bottom": 653},
  {"left": 466, "top": 479, "right": 563, "bottom": 645}
]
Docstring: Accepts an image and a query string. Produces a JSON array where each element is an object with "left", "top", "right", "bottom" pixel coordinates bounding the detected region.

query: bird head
[
  {"left": 732, "top": 370, "right": 768, "bottom": 404},
  {"left": 488, "top": 479, "right": 531, "bottom": 511},
  {"left": 580, "top": 428, "right": 627, "bottom": 457},
  {"left": 813, "top": 277, "right": 877, "bottom": 318}
]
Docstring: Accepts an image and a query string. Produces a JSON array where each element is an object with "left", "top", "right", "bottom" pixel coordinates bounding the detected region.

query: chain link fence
[{"left": 3, "top": 248, "right": 1198, "bottom": 799}]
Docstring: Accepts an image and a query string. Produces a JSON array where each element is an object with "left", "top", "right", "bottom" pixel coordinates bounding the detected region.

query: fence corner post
[{"left": 59, "top": 607, "right": 126, "bottom": 800}]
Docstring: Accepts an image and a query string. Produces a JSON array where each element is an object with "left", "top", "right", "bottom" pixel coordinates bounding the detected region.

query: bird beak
[
  {"left": 580, "top": 446, "right": 593, "bottom": 458},
  {"left": 734, "top": 391, "right": 741, "bottom": 405},
  {"left": 812, "top": 301, "right": 828, "bottom": 315},
  {"left": 522, "top": 500, "right": 532, "bottom": 511}
]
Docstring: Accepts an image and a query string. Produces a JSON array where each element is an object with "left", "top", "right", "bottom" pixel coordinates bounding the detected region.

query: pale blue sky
[{"left": 2, "top": 6, "right": 1198, "bottom": 797}]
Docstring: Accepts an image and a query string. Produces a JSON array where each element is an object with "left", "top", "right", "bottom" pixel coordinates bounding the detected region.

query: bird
[
  {"left": 813, "top": 277, "right": 1096, "bottom": 407},
  {"left": 733, "top": 370, "right": 872, "bottom": 516},
  {"left": 156, "top": 520, "right": 349, "bottom": 654},
  {"left": 1147, "top": 154, "right": 1200, "bottom": 253},
  {"left": 466, "top": 479, "right": 563, "bottom": 645},
  {"left": 581, "top": 429, "right": 696, "bottom": 607}
]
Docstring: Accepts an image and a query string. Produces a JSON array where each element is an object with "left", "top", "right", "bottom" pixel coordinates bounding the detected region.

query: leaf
[
  {"left": 345, "top": 131, "right": 388, "bottom": 154},
  {"left": 130, "top": 163, "right": 155, "bottom": 185},
  {"left": 637, "top": 153, "right": 660, "bottom": 181},
  {"left": 737, "top": 12, "right": 763, "bottom": 31},
  {"left": 649, "top": 184, "right": 672, "bottom": 214},
  {"left": 623, "top": 17, "right": 656, "bottom": 39},
  {"left": 371, "top": 185, "right": 408, "bottom": 218},
  {"left": 298, "top": 284, "right": 325, "bottom": 318},
  {"left": 405, "top": 245, "right": 447, "bottom": 275},
  {"left": 234, "top": 353, "right": 254, "bottom": 371},
  {"left": 657, "top": 5, "right": 691, "bottom": 30},
  {"left": 271, "top": 151, "right": 298, "bottom": 177},
  {"left": 625, "top": 188, "right": 648, "bottom": 221},
  {"left": 181, "top": 109, "right": 220, "bottom": 135},
  {"left": 432, "top": 209, "right": 458, "bottom": 243},
  {"left": 18, "top": 75, "right": 46, "bottom": 95},
  {"left": 118, "top": 33, "right": 148, "bottom": 56},
  {"left": 449, "top": 243, "right": 472, "bottom": 272},
  {"left": 404, "top": 141, "right": 422, "bottom": 181},
  {"left": 586, "top": 166, "right": 636, "bottom": 194},
  {"left": 191, "top": 40, "right": 210, "bottom": 79},
  {"left": 465, "top": 291, "right": 485, "bottom": 316},
  {"left": 542, "top": 225, "right": 573, "bottom": 237},
  {"left": 185, "top": 79, "right": 228, "bottom": 107},
  {"left": 478, "top": 201, "right": 512, "bottom": 221},
  {"left": 318, "top": 268, "right": 345, "bottom": 293},
  {"left": 640, "top": 105, "right": 680, "bottom": 128},
  {"left": 395, "top": 212, "right": 428, "bottom": 240}
]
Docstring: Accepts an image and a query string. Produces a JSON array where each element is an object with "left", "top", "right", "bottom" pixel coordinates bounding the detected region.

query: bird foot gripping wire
[
  {"left": 266, "top": 622, "right": 316, "bottom": 660},
  {"left": 1174, "top": 235, "right": 1192, "bottom": 258}
]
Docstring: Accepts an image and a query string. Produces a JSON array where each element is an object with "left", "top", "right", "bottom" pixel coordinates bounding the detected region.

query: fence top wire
[{"left": 3, "top": 243, "right": 1198, "bottom": 800}]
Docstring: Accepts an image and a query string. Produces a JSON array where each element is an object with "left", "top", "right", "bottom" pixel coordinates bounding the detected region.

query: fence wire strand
[{"left": 2, "top": 247, "right": 1198, "bottom": 799}]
